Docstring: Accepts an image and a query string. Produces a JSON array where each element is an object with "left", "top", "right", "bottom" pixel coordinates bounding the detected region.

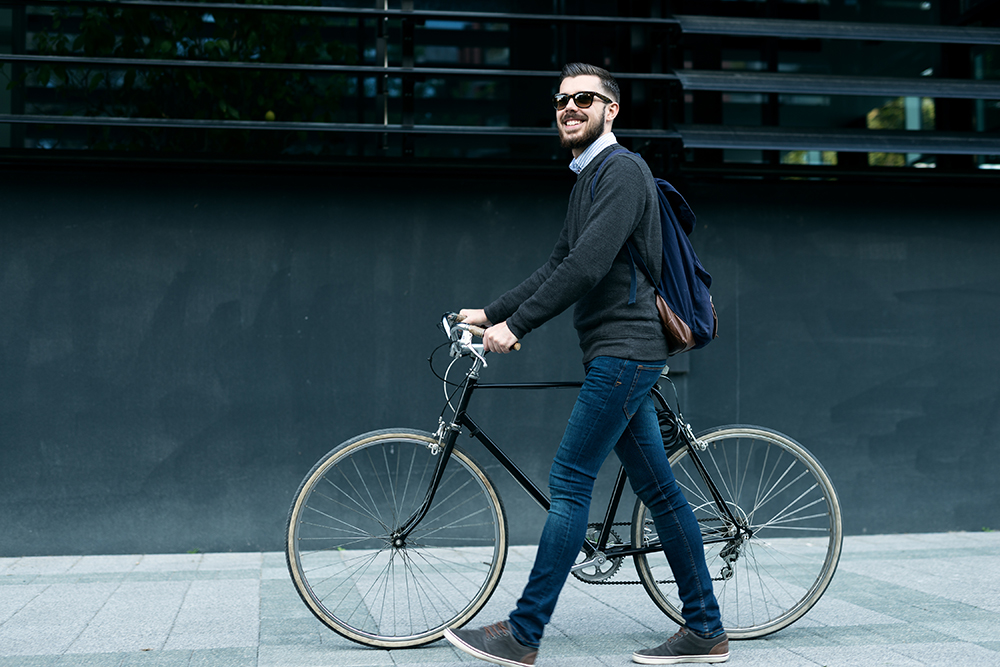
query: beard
[{"left": 559, "top": 113, "right": 605, "bottom": 150}]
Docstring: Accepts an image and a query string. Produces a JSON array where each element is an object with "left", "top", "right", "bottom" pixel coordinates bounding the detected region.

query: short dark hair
[{"left": 559, "top": 63, "right": 620, "bottom": 103}]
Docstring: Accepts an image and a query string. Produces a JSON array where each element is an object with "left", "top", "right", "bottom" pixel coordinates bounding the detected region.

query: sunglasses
[{"left": 551, "top": 91, "right": 614, "bottom": 110}]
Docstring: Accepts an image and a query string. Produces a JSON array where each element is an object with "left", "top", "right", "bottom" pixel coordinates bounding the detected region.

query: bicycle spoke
[
  {"left": 287, "top": 432, "right": 507, "bottom": 647},
  {"left": 327, "top": 464, "right": 390, "bottom": 533},
  {"left": 705, "top": 444, "right": 737, "bottom": 506},
  {"left": 407, "top": 548, "right": 487, "bottom": 609},
  {"left": 361, "top": 447, "right": 392, "bottom": 529},
  {"left": 383, "top": 445, "right": 401, "bottom": 527},
  {"left": 302, "top": 501, "right": 382, "bottom": 539},
  {"left": 413, "top": 504, "right": 494, "bottom": 541},
  {"left": 633, "top": 426, "right": 841, "bottom": 639},
  {"left": 756, "top": 496, "right": 828, "bottom": 532}
]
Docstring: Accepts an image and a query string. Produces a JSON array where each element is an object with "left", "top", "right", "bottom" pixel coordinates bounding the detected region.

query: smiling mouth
[{"left": 563, "top": 118, "right": 585, "bottom": 128}]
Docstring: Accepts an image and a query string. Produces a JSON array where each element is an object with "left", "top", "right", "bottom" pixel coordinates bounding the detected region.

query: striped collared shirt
[{"left": 569, "top": 132, "right": 618, "bottom": 174}]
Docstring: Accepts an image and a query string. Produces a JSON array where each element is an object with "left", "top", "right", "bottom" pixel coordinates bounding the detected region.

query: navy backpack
[{"left": 591, "top": 149, "right": 718, "bottom": 356}]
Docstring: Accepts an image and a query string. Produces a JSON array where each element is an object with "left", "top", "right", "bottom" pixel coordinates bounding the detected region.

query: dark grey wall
[
  {"left": 687, "top": 179, "right": 1000, "bottom": 537},
  {"left": 1, "top": 168, "right": 997, "bottom": 557}
]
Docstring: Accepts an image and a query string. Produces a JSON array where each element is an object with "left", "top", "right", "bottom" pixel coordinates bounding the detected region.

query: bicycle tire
[
  {"left": 286, "top": 428, "right": 508, "bottom": 648},
  {"left": 632, "top": 425, "right": 842, "bottom": 639}
]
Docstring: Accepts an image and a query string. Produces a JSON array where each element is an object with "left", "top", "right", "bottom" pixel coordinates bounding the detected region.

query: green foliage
[
  {"left": 781, "top": 150, "right": 838, "bottom": 166},
  {"left": 866, "top": 97, "right": 936, "bottom": 167},
  {"left": 31, "top": 0, "right": 354, "bottom": 154}
]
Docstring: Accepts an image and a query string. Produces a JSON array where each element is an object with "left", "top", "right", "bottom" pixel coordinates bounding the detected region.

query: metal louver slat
[
  {"left": 677, "top": 71, "right": 1000, "bottom": 100},
  {"left": 676, "top": 15, "right": 1000, "bottom": 45},
  {"left": 677, "top": 124, "right": 1000, "bottom": 155}
]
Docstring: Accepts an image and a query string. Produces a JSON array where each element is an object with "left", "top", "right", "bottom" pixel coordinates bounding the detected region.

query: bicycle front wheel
[
  {"left": 286, "top": 429, "right": 508, "bottom": 648},
  {"left": 632, "top": 425, "right": 842, "bottom": 639}
]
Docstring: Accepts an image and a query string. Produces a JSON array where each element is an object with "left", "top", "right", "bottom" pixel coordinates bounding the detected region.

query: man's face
[{"left": 555, "top": 74, "right": 617, "bottom": 152}]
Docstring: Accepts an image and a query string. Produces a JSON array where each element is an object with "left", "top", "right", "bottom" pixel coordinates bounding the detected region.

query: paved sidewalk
[{"left": 1, "top": 533, "right": 999, "bottom": 666}]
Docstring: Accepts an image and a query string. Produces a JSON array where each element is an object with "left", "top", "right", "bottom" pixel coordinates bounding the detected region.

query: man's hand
[
  {"left": 482, "top": 321, "right": 520, "bottom": 354},
  {"left": 458, "top": 308, "right": 491, "bottom": 326}
]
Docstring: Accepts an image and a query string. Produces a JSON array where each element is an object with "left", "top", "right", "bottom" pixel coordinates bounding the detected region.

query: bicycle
[{"left": 285, "top": 314, "right": 843, "bottom": 648}]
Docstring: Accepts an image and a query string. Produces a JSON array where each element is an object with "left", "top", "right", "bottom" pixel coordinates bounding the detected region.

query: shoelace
[
  {"left": 666, "top": 628, "right": 688, "bottom": 644},
  {"left": 483, "top": 621, "right": 512, "bottom": 640}
]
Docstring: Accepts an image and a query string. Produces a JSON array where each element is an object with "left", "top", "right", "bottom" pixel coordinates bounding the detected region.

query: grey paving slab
[
  {"left": 4, "top": 556, "right": 82, "bottom": 576},
  {"left": 0, "top": 584, "right": 47, "bottom": 625},
  {"left": 63, "top": 581, "right": 191, "bottom": 654},
  {"left": 258, "top": 644, "right": 392, "bottom": 666},
  {"left": 0, "top": 582, "right": 120, "bottom": 655},
  {"left": 1, "top": 533, "right": 999, "bottom": 666},
  {"left": 74, "top": 555, "right": 142, "bottom": 571},
  {"left": 188, "top": 648, "right": 259, "bottom": 667},
  {"left": 133, "top": 554, "right": 203, "bottom": 574},
  {"left": 164, "top": 579, "right": 260, "bottom": 651},
  {"left": 790, "top": 645, "right": 926, "bottom": 666},
  {"left": 0, "top": 656, "right": 127, "bottom": 667},
  {"left": 891, "top": 642, "right": 1000, "bottom": 665},
  {"left": 117, "top": 651, "right": 195, "bottom": 666}
]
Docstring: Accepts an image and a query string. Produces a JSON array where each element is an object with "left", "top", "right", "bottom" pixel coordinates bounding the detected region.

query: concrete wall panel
[{"left": 0, "top": 169, "right": 996, "bottom": 556}]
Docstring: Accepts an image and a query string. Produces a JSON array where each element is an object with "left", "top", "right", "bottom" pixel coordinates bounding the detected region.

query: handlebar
[
  {"left": 442, "top": 313, "right": 521, "bottom": 357},
  {"left": 463, "top": 323, "right": 522, "bottom": 352}
]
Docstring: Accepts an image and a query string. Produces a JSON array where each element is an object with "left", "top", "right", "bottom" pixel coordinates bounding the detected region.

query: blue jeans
[{"left": 507, "top": 356, "right": 723, "bottom": 648}]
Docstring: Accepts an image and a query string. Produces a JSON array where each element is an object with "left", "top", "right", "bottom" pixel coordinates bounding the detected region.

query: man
[{"left": 444, "top": 63, "right": 728, "bottom": 666}]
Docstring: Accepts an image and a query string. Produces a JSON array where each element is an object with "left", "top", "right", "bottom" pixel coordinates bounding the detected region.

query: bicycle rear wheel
[
  {"left": 286, "top": 429, "right": 508, "bottom": 648},
  {"left": 632, "top": 425, "right": 842, "bottom": 639}
]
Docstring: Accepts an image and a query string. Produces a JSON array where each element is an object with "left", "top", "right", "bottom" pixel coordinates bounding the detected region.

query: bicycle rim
[
  {"left": 286, "top": 429, "right": 508, "bottom": 648},
  {"left": 632, "top": 425, "right": 842, "bottom": 639}
]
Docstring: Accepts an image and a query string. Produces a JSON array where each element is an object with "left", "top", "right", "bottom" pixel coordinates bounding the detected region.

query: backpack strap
[
  {"left": 589, "top": 148, "right": 653, "bottom": 306},
  {"left": 590, "top": 148, "right": 634, "bottom": 200},
  {"left": 625, "top": 240, "right": 658, "bottom": 305}
]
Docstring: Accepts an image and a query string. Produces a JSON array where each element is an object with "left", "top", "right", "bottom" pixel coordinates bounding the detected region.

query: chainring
[{"left": 572, "top": 526, "right": 624, "bottom": 583}]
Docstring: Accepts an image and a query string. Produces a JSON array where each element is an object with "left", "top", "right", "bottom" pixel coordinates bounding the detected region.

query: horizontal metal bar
[
  {"left": 10, "top": 0, "right": 997, "bottom": 49},
  {"left": 0, "top": 53, "right": 556, "bottom": 77},
  {"left": 2, "top": 0, "right": 680, "bottom": 26},
  {"left": 7, "top": 55, "right": 996, "bottom": 99},
  {"left": 677, "top": 70, "right": 1000, "bottom": 100},
  {"left": 2, "top": 149, "right": 996, "bottom": 181},
  {"left": 0, "top": 114, "right": 545, "bottom": 134},
  {"left": 680, "top": 163, "right": 1000, "bottom": 181},
  {"left": 677, "top": 124, "right": 1000, "bottom": 155},
  {"left": 476, "top": 382, "right": 583, "bottom": 390},
  {"left": 0, "top": 54, "right": 679, "bottom": 81},
  {"left": 4, "top": 113, "right": 996, "bottom": 155},
  {"left": 0, "top": 113, "right": 682, "bottom": 140},
  {"left": 676, "top": 14, "right": 1000, "bottom": 45}
]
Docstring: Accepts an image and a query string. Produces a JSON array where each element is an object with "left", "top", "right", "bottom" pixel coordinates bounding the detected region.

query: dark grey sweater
[{"left": 485, "top": 144, "right": 669, "bottom": 364}]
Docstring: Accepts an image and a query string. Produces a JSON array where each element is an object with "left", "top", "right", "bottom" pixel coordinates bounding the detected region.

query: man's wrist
[{"left": 506, "top": 319, "right": 527, "bottom": 340}]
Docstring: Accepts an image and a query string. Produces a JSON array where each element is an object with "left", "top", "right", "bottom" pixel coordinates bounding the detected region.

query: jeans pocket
[{"left": 622, "top": 364, "right": 664, "bottom": 419}]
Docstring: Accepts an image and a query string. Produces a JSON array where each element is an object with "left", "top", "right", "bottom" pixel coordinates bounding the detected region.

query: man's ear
[{"left": 605, "top": 101, "right": 620, "bottom": 125}]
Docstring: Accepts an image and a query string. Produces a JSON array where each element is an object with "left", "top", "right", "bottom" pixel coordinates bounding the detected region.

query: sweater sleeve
[
  {"left": 484, "top": 223, "right": 569, "bottom": 329},
  {"left": 498, "top": 157, "right": 647, "bottom": 339}
]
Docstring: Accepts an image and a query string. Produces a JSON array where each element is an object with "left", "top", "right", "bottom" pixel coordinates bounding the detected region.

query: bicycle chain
[{"left": 578, "top": 522, "right": 730, "bottom": 585}]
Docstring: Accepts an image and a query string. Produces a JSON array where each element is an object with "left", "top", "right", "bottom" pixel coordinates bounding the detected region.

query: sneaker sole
[
  {"left": 632, "top": 650, "right": 730, "bottom": 665},
  {"left": 443, "top": 628, "right": 535, "bottom": 667}
]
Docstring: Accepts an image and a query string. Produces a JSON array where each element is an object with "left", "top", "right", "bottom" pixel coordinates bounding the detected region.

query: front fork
[{"left": 392, "top": 361, "right": 482, "bottom": 545}]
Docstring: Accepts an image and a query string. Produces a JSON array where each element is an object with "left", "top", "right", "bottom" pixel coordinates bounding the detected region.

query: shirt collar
[{"left": 569, "top": 132, "right": 618, "bottom": 174}]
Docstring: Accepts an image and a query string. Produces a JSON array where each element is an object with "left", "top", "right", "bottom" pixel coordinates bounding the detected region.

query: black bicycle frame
[{"left": 396, "top": 369, "right": 745, "bottom": 556}]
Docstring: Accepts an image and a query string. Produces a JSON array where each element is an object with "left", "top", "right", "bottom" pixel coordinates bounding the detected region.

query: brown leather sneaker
[
  {"left": 444, "top": 620, "right": 538, "bottom": 667},
  {"left": 632, "top": 627, "right": 729, "bottom": 664}
]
